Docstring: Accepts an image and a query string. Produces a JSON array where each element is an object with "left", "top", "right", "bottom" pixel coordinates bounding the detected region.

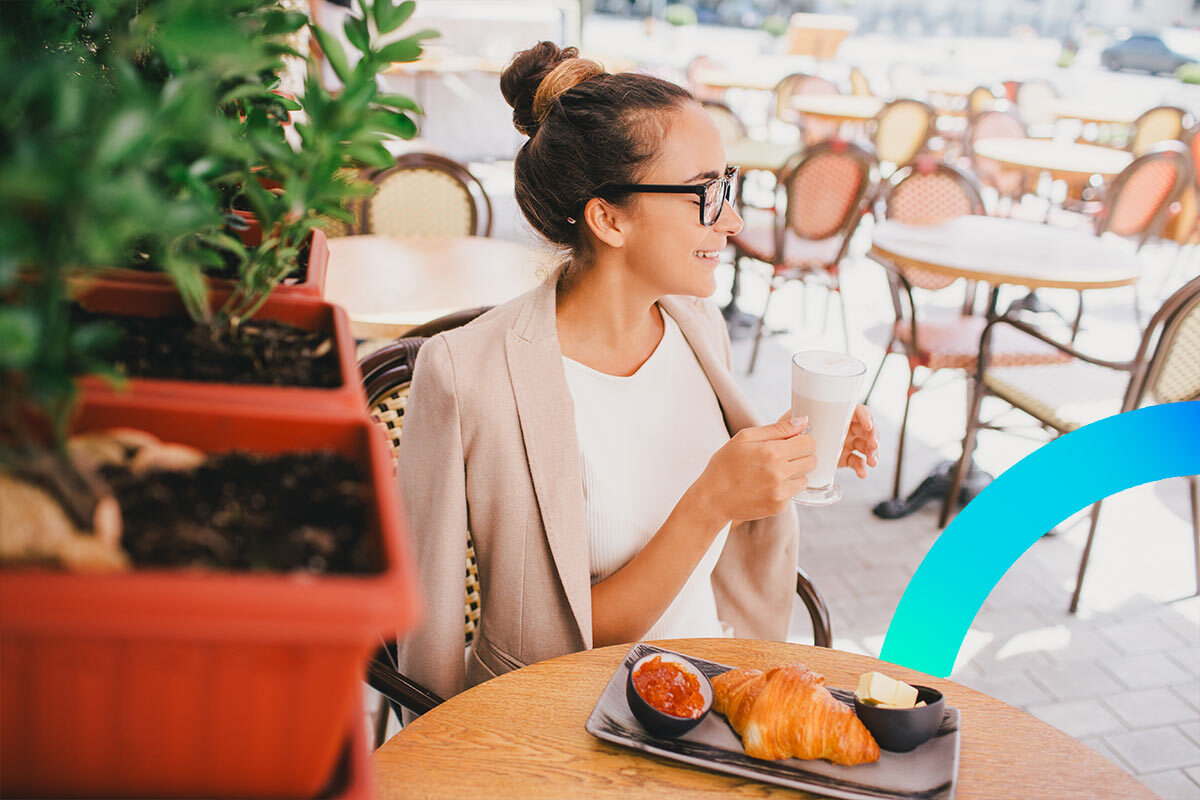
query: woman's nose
[{"left": 716, "top": 199, "right": 743, "bottom": 236}]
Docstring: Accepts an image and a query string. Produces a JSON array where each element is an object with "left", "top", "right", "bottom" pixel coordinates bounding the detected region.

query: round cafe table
[
  {"left": 725, "top": 138, "right": 801, "bottom": 173},
  {"left": 1050, "top": 100, "right": 1142, "bottom": 126},
  {"left": 971, "top": 137, "right": 1133, "bottom": 188},
  {"left": 372, "top": 639, "right": 1153, "bottom": 799},
  {"left": 324, "top": 235, "right": 553, "bottom": 340},
  {"left": 870, "top": 215, "right": 1141, "bottom": 295},
  {"left": 791, "top": 94, "right": 884, "bottom": 124}
]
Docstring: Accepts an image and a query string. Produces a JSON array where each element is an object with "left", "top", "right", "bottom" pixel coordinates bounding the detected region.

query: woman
[{"left": 395, "top": 42, "right": 878, "bottom": 705}]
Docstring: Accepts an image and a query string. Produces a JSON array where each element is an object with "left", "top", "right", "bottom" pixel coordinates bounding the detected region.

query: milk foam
[{"left": 791, "top": 351, "right": 866, "bottom": 402}]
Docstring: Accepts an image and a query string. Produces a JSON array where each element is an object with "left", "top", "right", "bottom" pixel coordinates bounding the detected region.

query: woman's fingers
[{"left": 846, "top": 452, "right": 868, "bottom": 479}]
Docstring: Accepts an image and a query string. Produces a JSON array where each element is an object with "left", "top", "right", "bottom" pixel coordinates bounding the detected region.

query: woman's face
[{"left": 614, "top": 102, "right": 743, "bottom": 299}]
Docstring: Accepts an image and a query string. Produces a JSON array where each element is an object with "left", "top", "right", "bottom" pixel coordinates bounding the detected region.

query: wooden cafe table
[
  {"left": 971, "top": 137, "right": 1133, "bottom": 190},
  {"left": 372, "top": 639, "right": 1153, "bottom": 799},
  {"left": 324, "top": 235, "right": 553, "bottom": 340}
]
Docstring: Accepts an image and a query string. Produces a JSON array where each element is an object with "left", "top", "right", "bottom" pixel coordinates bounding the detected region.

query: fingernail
[{"left": 790, "top": 416, "right": 808, "bottom": 429}]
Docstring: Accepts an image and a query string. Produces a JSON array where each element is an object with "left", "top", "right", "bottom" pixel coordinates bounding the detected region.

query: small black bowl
[
  {"left": 853, "top": 686, "right": 946, "bottom": 753},
  {"left": 625, "top": 651, "right": 713, "bottom": 737}
]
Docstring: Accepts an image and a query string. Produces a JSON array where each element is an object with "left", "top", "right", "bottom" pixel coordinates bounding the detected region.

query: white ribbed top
[{"left": 562, "top": 309, "right": 732, "bottom": 640}]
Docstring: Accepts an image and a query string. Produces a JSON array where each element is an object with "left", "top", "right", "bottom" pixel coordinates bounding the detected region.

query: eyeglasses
[{"left": 598, "top": 165, "right": 739, "bottom": 227}]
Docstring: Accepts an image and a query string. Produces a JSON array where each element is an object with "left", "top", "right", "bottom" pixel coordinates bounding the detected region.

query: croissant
[{"left": 712, "top": 664, "right": 880, "bottom": 765}]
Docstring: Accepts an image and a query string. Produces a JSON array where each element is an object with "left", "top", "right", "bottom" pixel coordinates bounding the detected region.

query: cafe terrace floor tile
[
  {"left": 1105, "top": 687, "right": 1200, "bottom": 730},
  {"left": 1105, "top": 727, "right": 1200, "bottom": 774},
  {"left": 1026, "top": 660, "right": 1125, "bottom": 701},
  {"left": 1025, "top": 698, "right": 1128, "bottom": 739},
  {"left": 958, "top": 671, "right": 1054, "bottom": 708},
  {"left": 1102, "top": 652, "right": 1196, "bottom": 691},
  {"left": 1080, "top": 736, "right": 1134, "bottom": 774},
  {"left": 1137, "top": 768, "right": 1200, "bottom": 800},
  {"left": 1182, "top": 722, "right": 1200, "bottom": 747},
  {"left": 1101, "top": 618, "right": 1192, "bottom": 656}
]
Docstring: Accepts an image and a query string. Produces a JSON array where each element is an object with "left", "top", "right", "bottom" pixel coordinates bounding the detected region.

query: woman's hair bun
[{"left": 500, "top": 41, "right": 604, "bottom": 136}]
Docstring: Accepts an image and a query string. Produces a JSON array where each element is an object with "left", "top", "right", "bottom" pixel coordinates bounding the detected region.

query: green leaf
[
  {"left": 374, "top": 38, "right": 422, "bottom": 64},
  {"left": 262, "top": 10, "right": 309, "bottom": 36},
  {"left": 374, "top": 0, "right": 415, "bottom": 35},
  {"left": 343, "top": 15, "right": 370, "bottom": 54},
  {"left": 69, "top": 321, "right": 121, "bottom": 361},
  {"left": 376, "top": 93, "right": 423, "bottom": 115},
  {"left": 309, "top": 24, "right": 352, "bottom": 84},
  {"left": 219, "top": 83, "right": 265, "bottom": 105},
  {"left": 345, "top": 142, "right": 395, "bottom": 169},
  {"left": 369, "top": 111, "right": 417, "bottom": 139},
  {"left": 0, "top": 308, "right": 39, "bottom": 369},
  {"left": 94, "top": 109, "right": 152, "bottom": 167}
]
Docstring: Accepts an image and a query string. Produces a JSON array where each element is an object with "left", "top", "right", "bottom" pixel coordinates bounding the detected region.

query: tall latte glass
[{"left": 791, "top": 350, "right": 866, "bottom": 506}]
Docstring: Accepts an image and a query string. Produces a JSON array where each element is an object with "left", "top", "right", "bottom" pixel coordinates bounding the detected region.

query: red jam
[{"left": 632, "top": 656, "right": 705, "bottom": 718}]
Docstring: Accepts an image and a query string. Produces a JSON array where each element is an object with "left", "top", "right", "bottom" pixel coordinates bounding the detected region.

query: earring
[{"left": 566, "top": 217, "right": 576, "bottom": 224}]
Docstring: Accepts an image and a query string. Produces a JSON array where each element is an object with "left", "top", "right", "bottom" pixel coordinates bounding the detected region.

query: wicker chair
[
  {"left": 866, "top": 160, "right": 1072, "bottom": 502},
  {"left": 939, "top": 274, "right": 1200, "bottom": 612},
  {"left": 731, "top": 140, "right": 876, "bottom": 371},
  {"left": 686, "top": 54, "right": 727, "bottom": 104},
  {"left": 964, "top": 110, "right": 1028, "bottom": 213},
  {"left": 1128, "top": 105, "right": 1189, "bottom": 157},
  {"left": 869, "top": 99, "right": 935, "bottom": 176},
  {"left": 776, "top": 72, "right": 840, "bottom": 144},
  {"left": 701, "top": 100, "right": 749, "bottom": 147},
  {"left": 362, "top": 152, "right": 492, "bottom": 238},
  {"left": 967, "top": 85, "right": 998, "bottom": 120},
  {"left": 362, "top": 312, "right": 836, "bottom": 738},
  {"left": 1014, "top": 79, "right": 1057, "bottom": 136}
]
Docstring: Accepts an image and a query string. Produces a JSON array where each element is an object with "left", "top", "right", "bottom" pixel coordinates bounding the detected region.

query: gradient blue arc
[{"left": 880, "top": 401, "right": 1200, "bottom": 678}]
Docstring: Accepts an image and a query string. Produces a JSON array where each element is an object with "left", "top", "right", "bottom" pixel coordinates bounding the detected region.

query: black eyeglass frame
[{"left": 595, "top": 165, "right": 739, "bottom": 226}]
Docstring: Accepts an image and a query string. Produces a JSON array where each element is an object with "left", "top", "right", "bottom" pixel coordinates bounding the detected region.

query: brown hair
[{"left": 500, "top": 42, "right": 694, "bottom": 279}]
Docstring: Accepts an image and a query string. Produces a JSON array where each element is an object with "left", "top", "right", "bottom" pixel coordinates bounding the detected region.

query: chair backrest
[
  {"left": 1096, "top": 140, "right": 1190, "bottom": 247},
  {"left": 1130, "top": 105, "right": 1188, "bottom": 157},
  {"left": 881, "top": 159, "right": 985, "bottom": 289},
  {"left": 363, "top": 152, "right": 492, "bottom": 238},
  {"left": 967, "top": 85, "right": 997, "bottom": 118},
  {"left": 1187, "top": 125, "right": 1200, "bottom": 191},
  {"left": 686, "top": 54, "right": 726, "bottom": 103},
  {"left": 870, "top": 99, "right": 935, "bottom": 168},
  {"left": 964, "top": 109, "right": 1026, "bottom": 160},
  {"left": 1014, "top": 79, "right": 1057, "bottom": 127},
  {"left": 774, "top": 72, "right": 838, "bottom": 121},
  {"left": 1127, "top": 274, "right": 1200, "bottom": 409},
  {"left": 701, "top": 101, "right": 748, "bottom": 147},
  {"left": 780, "top": 140, "right": 874, "bottom": 242},
  {"left": 849, "top": 67, "right": 872, "bottom": 96}
]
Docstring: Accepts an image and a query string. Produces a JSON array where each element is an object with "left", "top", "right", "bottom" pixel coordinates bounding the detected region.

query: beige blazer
[{"left": 395, "top": 278, "right": 799, "bottom": 704}]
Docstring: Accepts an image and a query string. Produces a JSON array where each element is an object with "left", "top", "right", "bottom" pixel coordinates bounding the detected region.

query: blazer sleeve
[{"left": 394, "top": 334, "right": 470, "bottom": 710}]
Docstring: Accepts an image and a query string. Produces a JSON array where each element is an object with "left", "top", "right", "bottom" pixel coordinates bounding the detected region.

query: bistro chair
[
  {"left": 775, "top": 72, "right": 840, "bottom": 144},
  {"left": 362, "top": 152, "right": 492, "bottom": 238},
  {"left": 361, "top": 322, "right": 837, "bottom": 739},
  {"left": 702, "top": 100, "right": 749, "bottom": 146},
  {"left": 868, "top": 99, "right": 935, "bottom": 176},
  {"left": 866, "top": 160, "right": 1071, "bottom": 501},
  {"left": 1128, "top": 105, "right": 1189, "bottom": 157},
  {"left": 1014, "top": 79, "right": 1057, "bottom": 137},
  {"left": 849, "top": 67, "right": 872, "bottom": 97},
  {"left": 967, "top": 85, "right": 998, "bottom": 119},
  {"left": 731, "top": 140, "right": 875, "bottom": 371},
  {"left": 939, "top": 274, "right": 1200, "bottom": 612},
  {"left": 964, "top": 109, "right": 1028, "bottom": 214},
  {"left": 686, "top": 54, "right": 727, "bottom": 104}
]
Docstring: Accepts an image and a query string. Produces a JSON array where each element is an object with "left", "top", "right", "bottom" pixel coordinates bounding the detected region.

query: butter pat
[{"left": 855, "top": 671, "right": 919, "bottom": 709}]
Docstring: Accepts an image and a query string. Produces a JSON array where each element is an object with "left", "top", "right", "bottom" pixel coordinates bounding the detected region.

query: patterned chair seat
[
  {"left": 982, "top": 360, "right": 1129, "bottom": 433},
  {"left": 896, "top": 309, "right": 1073, "bottom": 371},
  {"left": 732, "top": 224, "right": 843, "bottom": 273}
]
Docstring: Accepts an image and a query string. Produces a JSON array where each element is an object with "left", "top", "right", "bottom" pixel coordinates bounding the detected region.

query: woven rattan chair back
[
  {"left": 1187, "top": 125, "right": 1200, "bottom": 191},
  {"left": 882, "top": 159, "right": 985, "bottom": 290},
  {"left": 686, "top": 54, "right": 726, "bottom": 103},
  {"left": 1014, "top": 79, "right": 1057, "bottom": 127},
  {"left": 774, "top": 72, "right": 838, "bottom": 121},
  {"left": 849, "top": 67, "right": 872, "bottom": 96},
  {"left": 870, "top": 99, "right": 934, "bottom": 168},
  {"left": 782, "top": 140, "right": 874, "bottom": 241},
  {"left": 363, "top": 152, "right": 492, "bottom": 238},
  {"left": 1134, "top": 275, "right": 1200, "bottom": 407},
  {"left": 1130, "top": 105, "right": 1188, "bottom": 158},
  {"left": 1096, "top": 141, "right": 1190, "bottom": 247},
  {"left": 964, "top": 109, "right": 1026, "bottom": 159},
  {"left": 701, "top": 101, "right": 748, "bottom": 146},
  {"left": 967, "top": 85, "right": 997, "bottom": 119}
]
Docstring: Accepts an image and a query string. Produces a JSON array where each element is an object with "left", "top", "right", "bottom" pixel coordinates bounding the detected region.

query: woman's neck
[{"left": 556, "top": 260, "right": 665, "bottom": 377}]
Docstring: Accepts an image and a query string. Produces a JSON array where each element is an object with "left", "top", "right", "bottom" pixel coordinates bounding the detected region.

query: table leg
[{"left": 722, "top": 259, "right": 761, "bottom": 339}]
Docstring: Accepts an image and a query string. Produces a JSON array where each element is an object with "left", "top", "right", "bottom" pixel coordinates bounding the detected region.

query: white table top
[
  {"left": 790, "top": 94, "right": 884, "bottom": 121},
  {"left": 724, "top": 139, "right": 801, "bottom": 172},
  {"left": 1049, "top": 100, "right": 1143, "bottom": 126},
  {"left": 325, "top": 235, "right": 553, "bottom": 339},
  {"left": 971, "top": 138, "right": 1133, "bottom": 181},
  {"left": 870, "top": 216, "right": 1141, "bottom": 291}
]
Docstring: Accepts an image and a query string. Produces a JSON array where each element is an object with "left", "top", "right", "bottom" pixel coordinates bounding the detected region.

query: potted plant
[{"left": 0, "top": 2, "right": 429, "bottom": 795}]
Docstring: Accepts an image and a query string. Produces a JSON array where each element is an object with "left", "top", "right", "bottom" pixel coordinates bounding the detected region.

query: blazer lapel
[
  {"left": 661, "top": 296, "right": 763, "bottom": 434},
  {"left": 505, "top": 281, "right": 593, "bottom": 648}
]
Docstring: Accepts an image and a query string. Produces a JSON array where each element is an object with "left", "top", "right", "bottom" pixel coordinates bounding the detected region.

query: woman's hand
[
  {"left": 690, "top": 416, "right": 817, "bottom": 524},
  {"left": 839, "top": 405, "right": 879, "bottom": 479}
]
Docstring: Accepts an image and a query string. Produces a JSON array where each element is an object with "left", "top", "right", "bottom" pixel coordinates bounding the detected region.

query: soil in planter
[
  {"left": 74, "top": 306, "right": 340, "bottom": 388},
  {"left": 100, "top": 451, "right": 379, "bottom": 573}
]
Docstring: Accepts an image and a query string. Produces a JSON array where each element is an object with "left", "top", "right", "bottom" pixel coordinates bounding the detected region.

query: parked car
[{"left": 1101, "top": 33, "right": 1196, "bottom": 74}]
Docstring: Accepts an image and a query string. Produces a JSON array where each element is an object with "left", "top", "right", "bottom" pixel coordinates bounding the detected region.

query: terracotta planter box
[
  {"left": 96, "top": 226, "right": 328, "bottom": 299},
  {"left": 77, "top": 275, "right": 363, "bottom": 416},
  {"left": 0, "top": 395, "right": 419, "bottom": 798}
]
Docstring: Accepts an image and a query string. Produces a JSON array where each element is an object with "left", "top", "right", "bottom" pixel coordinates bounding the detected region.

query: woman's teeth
[{"left": 694, "top": 250, "right": 721, "bottom": 259}]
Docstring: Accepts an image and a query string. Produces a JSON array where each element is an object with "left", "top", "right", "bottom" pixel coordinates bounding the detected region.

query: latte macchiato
[{"left": 790, "top": 351, "right": 866, "bottom": 506}]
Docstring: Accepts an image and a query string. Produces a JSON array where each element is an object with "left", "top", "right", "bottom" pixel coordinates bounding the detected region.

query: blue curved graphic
[{"left": 881, "top": 401, "right": 1200, "bottom": 677}]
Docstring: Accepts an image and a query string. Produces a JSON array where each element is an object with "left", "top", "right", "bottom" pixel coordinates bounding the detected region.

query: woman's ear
[{"left": 582, "top": 197, "right": 627, "bottom": 249}]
